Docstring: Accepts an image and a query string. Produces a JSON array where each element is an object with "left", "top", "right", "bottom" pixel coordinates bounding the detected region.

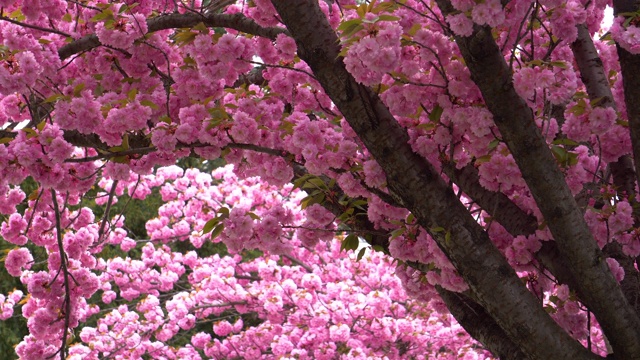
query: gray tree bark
[{"left": 271, "top": 1, "right": 602, "bottom": 358}]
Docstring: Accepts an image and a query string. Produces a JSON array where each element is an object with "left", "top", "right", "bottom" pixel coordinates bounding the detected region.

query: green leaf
[
  {"left": 352, "top": 3, "right": 365, "bottom": 17},
  {"left": 293, "top": 174, "right": 313, "bottom": 190},
  {"left": 44, "top": 93, "right": 64, "bottom": 103},
  {"left": 108, "top": 145, "right": 124, "bottom": 152},
  {"left": 428, "top": 104, "right": 443, "bottom": 123},
  {"left": 366, "top": 0, "right": 378, "bottom": 13},
  {"left": 303, "top": 177, "right": 328, "bottom": 190},
  {"left": 568, "top": 99, "right": 586, "bottom": 116},
  {"left": 338, "top": 46, "right": 350, "bottom": 58},
  {"left": 22, "top": 128, "right": 37, "bottom": 139},
  {"left": 552, "top": 138, "right": 579, "bottom": 146},
  {"left": 390, "top": 228, "right": 405, "bottom": 238},
  {"left": 488, "top": 138, "right": 500, "bottom": 150},
  {"left": 73, "top": 83, "right": 85, "bottom": 97},
  {"left": 341, "top": 234, "right": 360, "bottom": 252},
  {"left": 207, "top": 118, "right": 223, "bottom": 130},
  {"left": 601, "top": 32, "right": 614, "bottom": 42},
  {"left": 217, "top": 207, "right": 230, "bottom": 219},
  {"left": 337, "top": 18, "right": 362, "bottom": 32},
  {"left": 193, "top": 22, "right": 209, "bottom": 33},
  {"left": 527, "top": 59, "right": 544, "bottom": 67},
  {"left": 247, "top": 212, "right": 261, "bottom": 220},
  {"left": 300, "top": 195, "right": 313, "bottom": 209},
  {"left": 122, "top": 134, "right": 129, "bottom": 150},
  {"left": 415, "top": 122, "right": 436, "bottom": 131},
  {"left": 140, "top": 99, "right": 158, "bottom": 110},
  {"left": 590, "top": 97, "right": 606, "bottom": 107},
  {"left": 104, "top": 19, "right": 116, "bottom": 30},
  {"left": 340, "top": 238, "right": 348, "bottom": 251},
  {"left": 617, "top": 119, "right": 629, "bottom": 127},
  {"left": 90, "top": 8, "right": 114, "bottom": 23},
  {"left": 337, "top": 208, "right": 354, "bottom": 222},
  {"left": 351, "top": 199, "right": 368, "bottom": 211},
  {"left": 210, "top": 223, "right": 225, "bottom": 240},
  {"left": 173, "top": 30, "right": 198, "bottom": 46},
  {"left": 312, "top": 192, "right": 325, "bottom": 205},
  {"left": 548, "top": 61, "right": 567, "bottom": 69},
  {"left": 127, "top": 88, "right": 138, "bottom": 101},
  {"left": 202, "top": 218, "right": 219, "bottom": 234},
  {"left": 372, "top": 1, "right": 397, "bottom": 13},
  {"left": 112, "top": 155, "right": 129, "bottom": 164},
  {"left": 301, "top": 191, "right": 325, "bottom": 209},
  {"left": 356, "top": 247, "right": 367, "bottom": 261},
  {"left": 407, "top": 213, "right": 415, "bottom": 224},
  {"left": 407, "top": 22, "right": 421, "bottom": 36},
  {"left": 551, "top": 145, "right": 568, "bottom": 165},
  {"left": 183, "top": 56, "right": 196, "bottom": 66},
  {"left": 475, "top": 154, "right": 492, "bottom": 164},
  {"left": 375, "top": 15, "right": 400, "bottom": 22},
  {"left": 338, "top": 19, "right": 364, "bottom": 39}
]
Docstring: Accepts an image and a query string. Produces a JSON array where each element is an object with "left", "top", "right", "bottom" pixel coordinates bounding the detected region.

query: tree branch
[
  {"left": 435, "top": 0, "right": 640, "bottom": 355},
  {"left": 271, "top": 1, "right": 599, "bottom": 358},
  {"left": 50, "top": 190, "right": 71, "bottom": 360},
  {"left": 282, "top": 254, "right": 313, "bottom": 273},
  {"left": 441, "top": 162, "right": 538, "bottom": 236},
  {"left": 0, "top": 15, "right": 71, "bottom": 37},
  {"left": 571, "top": 22, "right": 640, "bottom": 318},
  {"left": 613, "top": 0, "right": 640, "bottom": 212},
  {"left": 442, "top": 161, "right": 583, "bottom": 291},
  {"left": 292, "top": 162, "right": 524, "bottom": 360},
  {"left": 58, "top": 12, "right": 289, "bottom": 60},
  {"left": 436, "top": 286, "right": 530, "bottom": 360}
]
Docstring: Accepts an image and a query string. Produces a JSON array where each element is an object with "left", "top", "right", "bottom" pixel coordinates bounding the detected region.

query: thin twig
[
  {"left": 49, "top": 190, "right": 71, "bottom": 360},
  {"left": 97, "top": 180, "right": 119, "bottom": 244},
  {"left": 282, "top": 254, "right": 313, "bottom": 272},
  {"left": 0, "top": 15, "right": 71, "bottom": 37}
]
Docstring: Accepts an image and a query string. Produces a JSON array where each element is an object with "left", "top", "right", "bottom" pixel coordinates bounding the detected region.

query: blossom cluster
[{"left": 3, "top": 165, "right": 491, "bottom": 359}]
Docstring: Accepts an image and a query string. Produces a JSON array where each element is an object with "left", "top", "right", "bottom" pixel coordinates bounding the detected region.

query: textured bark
[
  {"left": 435, "top": 0, "right": 640, "bottom": 356},
  {"left": 442, "top": 162, "right": 582, "bottom": 290},
  {"left": 571, "top": 22, "right": 640, "bottom": 318},
  {"left": 604, "top": 242, "right": 640, "bottom": 316},
  {"left": 571, "top": 24, "right": 616, "bottom": 109},
  {"left": 272, "top": 1, "right": 599, "bottom": 358},
  {"left": 611, "top": 157, "right": 638, "bottom": 202},
  {"left": 614, "top": 0, "right": 640, "bottom": 215},
  {"left": 293, "top": 165, "right": 527, "bottom": 360},
  {"left": 58, "top": 12, "right": 288, "bottom": 60},
  {"left": 442, "top": 162, "right": 538, "bottom": 236},
  {"left": 436, "top": 287, "right": 529, "bottom": 360}
]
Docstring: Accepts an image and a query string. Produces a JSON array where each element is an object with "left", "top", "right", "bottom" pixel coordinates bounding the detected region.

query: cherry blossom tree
[{"left": 1, "top": 0, "right": 640, "bottom": 359}]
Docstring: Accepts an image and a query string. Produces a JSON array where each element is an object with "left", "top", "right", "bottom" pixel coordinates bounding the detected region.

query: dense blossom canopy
[{"left": 1, "top": 0, "right": 640, "bottom": 359}]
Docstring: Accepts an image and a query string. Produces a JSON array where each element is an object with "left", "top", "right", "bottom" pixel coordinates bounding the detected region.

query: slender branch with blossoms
[{"left": 49, "top": 190, "right": 72, "bottom": 360}]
